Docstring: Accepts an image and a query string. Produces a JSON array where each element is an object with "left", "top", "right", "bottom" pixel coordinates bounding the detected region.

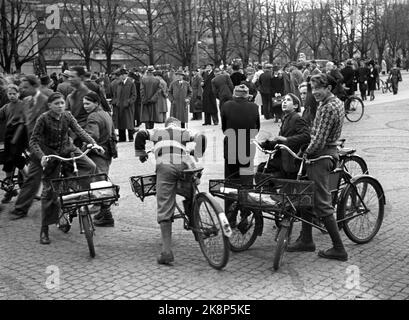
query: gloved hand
[{"left": 139, "top": 155, "right": 148, "bottom": 163}]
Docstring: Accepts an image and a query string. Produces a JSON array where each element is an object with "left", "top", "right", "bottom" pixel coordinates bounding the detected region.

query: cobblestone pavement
[{"left": 1, "top": 74, "right": 409, "bottom": 301}]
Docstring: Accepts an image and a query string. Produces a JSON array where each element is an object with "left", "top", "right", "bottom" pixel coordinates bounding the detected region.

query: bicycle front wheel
[
  {"left": 226, "top": 202, "right": 263, "bottom": 252},
  {"left": 339, "top": 176, "right": 384, "bottom": 244},
  {"left": 80, "top": 207, "right": 96, "bottom": 258},
  {"left": 273, "top": 223, "right": 291, "bottom": 271},
  {"left": 192, "top": 193, "right": 229, "bottom": 270},
  {"left": 345, "top": 97, "right": 364, "bottom": 122}
]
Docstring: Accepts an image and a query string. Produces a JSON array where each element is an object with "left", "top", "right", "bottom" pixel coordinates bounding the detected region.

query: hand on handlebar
[
  {"left": 86, "top": 143, "right": 105, "bottom": 154},
  {"left": 41, "top": 156, "right": 49, "bottom": 168}
]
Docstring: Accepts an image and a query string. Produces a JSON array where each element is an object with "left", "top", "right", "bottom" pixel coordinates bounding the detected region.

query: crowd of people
[{"left": 0, "top": 55, "right": 403, "bottom": 264}]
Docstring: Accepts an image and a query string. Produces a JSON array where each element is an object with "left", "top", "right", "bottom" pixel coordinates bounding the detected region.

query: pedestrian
[
  {"left": 113, "top": 68, "right": 137, "bottom": 142},
  {"left": 287, "top": 73, "right": 348, "bottom": 262},
  {"left": 221, "top": 84, "right": 260, "bottom": 212},
  {"left": 30, "top": 92, "right": 102, "bottom": 245},
  {"left": 388, "top": 62, "right": 402, "bottom": 95},
  {"left": 381, "top": 59, "right": 387, "bottom": 75},
  {"left": 201, "top": 64, "right": 218, "bottom": 125},
  {"left": 299, "top": 82, "right": 318, "bottom": 129},
  {"left": 252, "top": 64, "right": 264, "bottom": 85},
  {"left": 357, "top": 60, "right": 369, "bottom": 100},
  {"left": 272, "top": 68, "right": 285, "bottom": 122},
  {"left": 140, "top": 65, "right": 161, "bottom": 129},
  {"left": 367, "top": 61, "right": 378, "bottom": 101},
  {"left": 189, "top": 69, "right": 203, "bottom": 121},
  {"left": 341, "top": 60, "right": 356, "bottom": 97},
  {"left": 134, "top": 116, "right": 207, "bottom": 265},
  {"left": 39, "top": 75, "right": 54, "bottom": 97},
  {"left": 0, "top": 84, "right": 28, "bottom": 203},
  {"left": 8, "top": 75, "right": 49, "bottom": 220},
  {"left": 128, "top": 70, "right": 142, "bottom": 127},
  {"left": 211, "top": 67, "right": 234, "bottom": 114},
  {"left": 326, "top": 61, "right": 346, "bottom": 101},
  {"left": 56, "top": 70, "right": 74, "bottom": 99},
  {"left": 240, "top": 67, "right": 257, "bottom": 102},
  {"left": 82, "top": 91, "right": 116, "bottom": 227},
  {"left": 153, "top": 71, "right": 168, "bottom": 124},
  {"left": 83, "top": 72, "right": 111, "bottom": 113},
  {"left": 257, "top": 64, "right": 274, "bottom": 120},
  {"left": 169, "top": 70, "right": 192, "bottom": 129},
  {"left": 230, "top": 63, "right": 246, "bottom": 86}
]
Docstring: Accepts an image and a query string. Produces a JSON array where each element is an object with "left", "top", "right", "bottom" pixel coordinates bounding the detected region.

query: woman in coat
[
  {"left": 168, "top": 71, "right": 192, "bottom": 128},
  {"left": 189, "top": 69, "right": 203, "bottom": 120},
  {"left": 367, "top": 61, "right": 378, "bottom": 101},
  {"left": 154, "top": 71, "right": 168, "bottom": 123}
]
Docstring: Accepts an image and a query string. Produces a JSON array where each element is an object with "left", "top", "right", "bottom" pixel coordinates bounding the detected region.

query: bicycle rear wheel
[
  {"left": 226, "top": 202, "right": 263, "bottom": 252},
  {"left": 80, "top": 207, "right": 96, "bottom": 258},
  {"left": 339, "top": 176, "right": 384, "bottom": 244},
  {"left": 192, "top": 193, "right": 229, "bottom": 270},
  {"left": 345, "top": 97, "right": 364, "bottom": 122},
  {"left": 273, "top": 222, "right": 291, "bottom": 271}
]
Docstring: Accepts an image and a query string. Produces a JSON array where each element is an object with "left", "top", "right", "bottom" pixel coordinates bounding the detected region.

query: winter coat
[
  {"left": 169, "top": 80, "right": 192, "bottom": 123},
  {"left": 202, "top": 71, "right": 218, "bottom": 114},
  {"left": 113, "top": 77, "right": 137, "bottom": 130},
  {"left": 140, "top": 74, "right": 162, "bottom": 123},
  {"left": 190, "top": 74, "right": 203, "bottom": 113},
  {"left": 211, "top": 74, "right": 234, "bottom": 106}
]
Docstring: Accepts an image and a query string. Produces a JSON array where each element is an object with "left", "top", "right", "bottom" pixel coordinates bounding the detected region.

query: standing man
[
  {"left": 341, "top": 60, "right": 357, "bottom": 97},
  {"left": 257, "top": 64, "right": 274, "bottom": 120},
  {"left": 388, "top": 62, "right": 402, "bottom": 95},
  {"left": 221, "top": 84, "right": 260, "bottom": 213},
  {"left": 287, "top": 73, "right": 348, "bottom": 262},
  {"left": 140, "top": 66, "right": 161, "bottom": 130},
  {"left": 201, "top": 64, "right": 218, "bottom": 126},
  {"left": 56, "top": 70, "right": 74, "bottom": 99},
  {"left": 211, "top": 68, "right": 234, "bottom": 117},
  {"left": 230, "top": 63, "right": 246, "bottom": 87},
  {"left": 129, "top": 69, "right": 142, "bottom": 127},
  {"left": 114, "top": 68, "right": 137, "bottom": 142},
  {"left": 9, "top": 75, "right": 48, "bottom": 219},
  {"left": 169, "top": 70, "right": 192, "bottom": 129}
]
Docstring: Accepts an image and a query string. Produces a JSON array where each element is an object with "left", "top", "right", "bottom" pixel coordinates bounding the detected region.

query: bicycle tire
[
  {"left": 80, "top": 207, "right": 96, "bottom": 258},
  {"left": 226, "top": 202, "right": 263, "bottom": 252},
  {"left": 339, "top": 176, "right": 384, "bottom": 244},
  {"left": 345, "top": 97, "right": 364, "bottom": 122},
  {"left": 192, "top": 192, "right": 229, "bottom": 270},
  {"left": 273, "top": 223, "right": 291, "bottom": 271}
]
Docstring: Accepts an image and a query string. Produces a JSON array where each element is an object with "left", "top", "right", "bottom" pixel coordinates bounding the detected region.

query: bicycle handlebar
[{"left": 44, "top": 145, "right": 97, "bottom": 162}]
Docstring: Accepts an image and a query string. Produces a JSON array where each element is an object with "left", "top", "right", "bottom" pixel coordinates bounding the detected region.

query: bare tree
[
  {"left": 303, "top": 0, "right": 327, "bottom": 59},
  {"left": 230, "top": 0, "right": 259, "bottom": 66},
  {"left": 62, "top": 0, "right": 99, "bottom": 70},
  {"left": 322, "top": 0, "right": 346, "bottom": 61},
  {"left": 372, "top": 0, "right": 388, "bottom": 64},
  {"left": 202, "top": 0, "right": 234, "bottom": 66},
  {"left": 355, "top": 0, "right": 374, "bottom": 59},
  {"left": 0, "top": 0, "right": 56, "bottom": 73},
  {"left": 279, "top": 0, "right": 306, "bottom": 62}
]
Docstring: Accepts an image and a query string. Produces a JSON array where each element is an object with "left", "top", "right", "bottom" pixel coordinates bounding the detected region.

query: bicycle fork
[{"left": 78, "top": 206, "right": 95, "bottom": 234}]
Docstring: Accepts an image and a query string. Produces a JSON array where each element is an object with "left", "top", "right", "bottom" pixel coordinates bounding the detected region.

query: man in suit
[
  {"left": 114, "top": 68, "right": 137, "bottom": 142},
  {"left": 257, "top": 64, "right": 274, "bottom": 120},
  {"left": 202, "top": 64, "right": 218, "bottom": 125},
  {"left": 221, "top": 84, "right": 260, "bottom": 212},
  {"left": 9, "top": 75, "right": 49, "bottom": 220},
  {"left": 56, "top": 70, "right": 74, "bottom": 99},
  {"left": 211, "top": 68, "right": 234, "bottom": 116}
]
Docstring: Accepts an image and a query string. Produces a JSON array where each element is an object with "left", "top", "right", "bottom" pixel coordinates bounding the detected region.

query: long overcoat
[
  {"left": 168, "top": 80, "right": 192, "bottom": 123},
  {"left": 190, "top": 74, "right": 203, "bottom": 114},
  {"left": 114, "top": 78, "right": 137, "bottom": 130},
  {"left": 202, "top": 71, "right": 218, "bottom": 114},
  {"left": 140, "top": 74, "right": 162, "bottom": 123}
]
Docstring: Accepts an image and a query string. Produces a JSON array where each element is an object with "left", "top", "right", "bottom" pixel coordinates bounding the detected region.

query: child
[{"left": 0, "top": 84, "right": 28, "bottom": 203}]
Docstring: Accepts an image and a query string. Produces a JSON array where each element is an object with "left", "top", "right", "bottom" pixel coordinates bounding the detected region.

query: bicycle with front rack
[
  {"left": 209, "top": 142, "right": 385, "bottom": 271},
  {"left": 47, "top": 145, "right": 120, "bottom": 258},
  {"left": 130, "top": 150, "right": 230, "bottom": 270}
]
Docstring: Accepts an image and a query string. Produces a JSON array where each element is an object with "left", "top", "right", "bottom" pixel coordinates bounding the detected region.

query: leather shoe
[
  {"left": 318, "top": 247, "right": 348, "bottom": 261},
  {"left": 9, "top": 209, "right": 27, "bottom": 220},
  {"left": 40, "top": 227, "right": 50, "bottom": 245},
  {"left": 157, "top": 251, "right": 174, "bottom": 265},
  {"left": 286, "top": 239, "right": 316, "bottom": 252}
]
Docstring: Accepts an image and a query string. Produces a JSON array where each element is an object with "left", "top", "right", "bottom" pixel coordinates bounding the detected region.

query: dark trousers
[
  {"left": 260, "top": 93, "right": 272, "bottom": 119},
  {"left": 144, "top": 121, "right": 155, "bottom": 129},
  {"left": 204, "top": 113, "right": 219, "bottom": 125},
  {"left": 14, "top": 157, "right": 43, "bottom": 214},
  {"left": 118, "top": 129, "right": 134, "bottom": 142},
  {"left": 224, "top": 161, "right": 253, "bottom": 213},
  {"left": 41, "top": 149, "right": 96, "bottom": 226}
]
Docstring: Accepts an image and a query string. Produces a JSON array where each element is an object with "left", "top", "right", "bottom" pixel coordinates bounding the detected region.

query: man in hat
[
  {"left": 341, "top": 60, "right": 357, "bottom": 97},
  {"left": 113, "top": 68, "right": 137, "bottom": 142},
  {"left": 211, "top": 67, "right": 234, "bottom": 116},
  {"left": 140, "top": 65, "right": 161, "bottom": 129},
  {"left": 257, "top": 64, "right": 274, "bottom": 120},
  {"left": 220, "top": 84, "right": 260, "bottom": 212},
  {"left": 56, "top": 70, "right": 74, "bottom": 99},
  {"left": 168, "top": 70, "right": 192, "bottom": 128},
  {"left": 202, "top": 64, "right": 218, "bottom": 125}
]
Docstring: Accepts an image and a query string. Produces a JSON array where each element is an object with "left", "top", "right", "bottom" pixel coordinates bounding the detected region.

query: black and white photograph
[{"left": 0, "top": 0, "right": 408, "bottom": 308}]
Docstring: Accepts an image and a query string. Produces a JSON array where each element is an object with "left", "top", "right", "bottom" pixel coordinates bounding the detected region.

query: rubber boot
[
  {"left": 158, "top": 221, "right": 174, "bottom": 265},
  {"left": 318, "top": 215, "right": 348, "bottom": 261},
  {"left": 94, "top": 205, "right": 114, "bottom": 227},
  {"left": 287, "top": 210, "right": 316, "bottom": 252}
]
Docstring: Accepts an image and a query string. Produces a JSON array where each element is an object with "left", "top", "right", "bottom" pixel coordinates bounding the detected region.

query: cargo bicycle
[
  {"left": 130, "top": 150, "right": 231, "bottom": 270},
  {"left": 47, "top": 145, "right": 120, "bottom": 258},
  {"left": 209, "top": 142, "right": 385, "bottom": 271}
]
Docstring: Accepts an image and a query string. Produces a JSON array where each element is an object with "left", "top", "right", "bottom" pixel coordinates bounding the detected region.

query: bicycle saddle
[{"left": 338, "top": 148, "right": 356, "bottom": 156}]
